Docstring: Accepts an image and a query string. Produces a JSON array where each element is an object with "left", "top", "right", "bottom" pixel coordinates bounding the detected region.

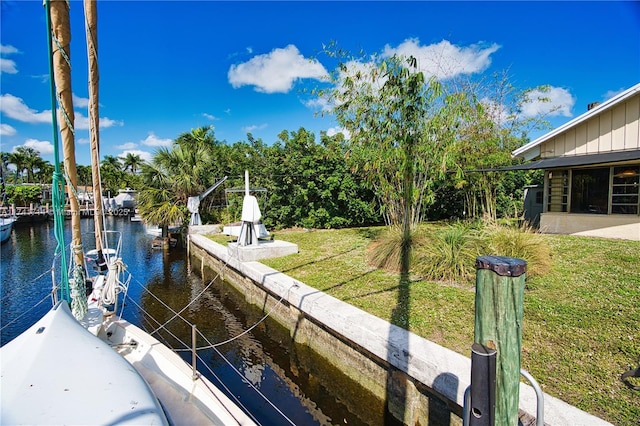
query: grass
[{"left": 208, "top": 226, "right": 640, "bottom": 425}]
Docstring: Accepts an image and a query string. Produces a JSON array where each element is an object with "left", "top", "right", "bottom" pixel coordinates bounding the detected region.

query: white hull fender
[{"left": 0, "top": 301, "right": 169, "bottom": 425}]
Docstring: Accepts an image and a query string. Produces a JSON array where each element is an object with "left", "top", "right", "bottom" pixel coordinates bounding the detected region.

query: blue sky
[{"left": 1, "top": 1, "right": 639, "bottom": 166}]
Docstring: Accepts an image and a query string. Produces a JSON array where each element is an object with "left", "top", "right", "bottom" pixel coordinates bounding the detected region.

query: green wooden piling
[{"left": 474, "top": 255, "right": 527, "bottom": 425}]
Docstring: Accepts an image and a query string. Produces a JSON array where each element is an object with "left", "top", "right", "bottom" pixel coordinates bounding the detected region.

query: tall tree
[
  {"left": 122, "top": 152, "right": 143, "bottom": 174},
  {"left": 8, "top": 150, "right": 27, "bottom": 183},
  {"left": 447, "top": 74, "right": 553, "bottom": 220},
  {"left": 18, "top": 147, "right": 44, "bottom": 183},
  {"left": 101, "top": 155, "right": 122, "bottom": 171},
  {"left": 323, "top": 54, "right": 468, "bottom": 231},
  {"left": 137, "top": 127, "right": 222, "bottom": 235}
]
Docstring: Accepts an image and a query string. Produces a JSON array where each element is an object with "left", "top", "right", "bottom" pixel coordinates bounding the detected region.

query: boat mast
[
  {"left": 47, "top": 0, "right": 87, "bottom": 318},
  {"left": 84, "top": 0, "right": 104, "bottom": 256}
]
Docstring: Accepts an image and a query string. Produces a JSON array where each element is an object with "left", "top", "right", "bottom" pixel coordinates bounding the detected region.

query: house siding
[
  {"left": 626, "top": 95, "right": 640, "bottom": 149},
  {"left": 540, "top": 93, "right": 640, "bottom": 158}
]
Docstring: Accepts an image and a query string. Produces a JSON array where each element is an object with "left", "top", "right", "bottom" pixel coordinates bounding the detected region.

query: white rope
[{"left": 102, "top": 257, "right": 126, "bottom": 305}]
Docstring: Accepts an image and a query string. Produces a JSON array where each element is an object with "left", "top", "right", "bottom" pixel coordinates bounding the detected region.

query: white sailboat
[
  {"left": 0, "top": 216, "right": 16, "bottom": 244},
  {"left": 0, "top": 2, "right": 257, "bottom": 424}
]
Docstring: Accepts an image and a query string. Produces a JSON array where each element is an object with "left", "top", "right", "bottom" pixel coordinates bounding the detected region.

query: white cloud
[
  {"left": 21, "top": 138, "right": 54, "bottom": 155},
  {"left": 0, "top": 93, "right": 122, "bottom": 129},
  {"left": 73, "top": 94, "right": 90, "bottom": 108},
  {"left": 241, "top": 123, "right": 268, "bottom": 134},
  {"left": 382, "top": 38, "right": 500, "bottom": 79},
  {"left": 304, "top": 97, "right": 331, "bottom": 112},
  {"left": 32, "top": 74, "right": 49, "bottom": 84},
  {"left": 0, "top": 44, "right": 19, "bottom": 55},
  {"left": 72, "top": 112, "right": 123, "bottom": 130},
  {"left": 521, "top": 86, "right": 574, "bottom": 118},
  {"left": 480, "top": 98, "right": 510, "bottom": 125},
  {"left": 116, "top": 142, "right": 137, "bottom": 150},
  {"left": 603, "top": 88, "right": 626, "bottom": 101},
  {"left": 140, "top": 132, "right": 172, "bottom": 147},
  {"left": 1, "top": 44, "right": 19, "bottom": 74},
  {"left": 228, "top": 44, "right": 328, "bottom": 93},
  {"left": 202, "top": 113, "right": 217, "bottom": 121},
  {"left": 0, "top": 94, "right": 51, "bottom": 123},
  {"left": 118, "top": 149, "right": 152, "bottom": 163},
  {"left": 76, "top": 137, "right": 90, "bottom": 145},
  {"left": 1, "top": 58, "right": 17, "bottom": 74},
  {"left": 0, "top": 123, "right": 16, "bottom": 136},
  {"left": 326, "top": 126, "right": 351, "bottom": 139}
]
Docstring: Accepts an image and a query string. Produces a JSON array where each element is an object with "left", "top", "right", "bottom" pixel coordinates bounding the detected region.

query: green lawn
[{"left": 209, "top": 227, "right": 640, "bottom": 425}]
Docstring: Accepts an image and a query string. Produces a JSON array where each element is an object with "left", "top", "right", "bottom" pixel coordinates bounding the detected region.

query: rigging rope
[
  {"left": 102, "top": 258, "right": 126, "bottom": 305},
  {"left": 121, "top": 262, "right": 298, "bottom": 425},
  {"left": 197, "top": 284, "right": 296, "bottom": 350},
  {"left": 0, "top": 292, "right": 55, "bottom": 334},
  {"left": 121, "top": 287, "right": 295, "bottom": 426},
  {"left": 69, "top": 243, "right": 88, "bottom": 320},
  {"left": 44, "top": 0, "right": 70, "bottom": 302}
]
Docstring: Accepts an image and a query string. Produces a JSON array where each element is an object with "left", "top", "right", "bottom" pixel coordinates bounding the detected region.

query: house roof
[
  {"left": 502, "top": 149, "right": 640, "bottom": 170},
  {"left": 512, "top": 82, "right": 640, "bottom": 159}
]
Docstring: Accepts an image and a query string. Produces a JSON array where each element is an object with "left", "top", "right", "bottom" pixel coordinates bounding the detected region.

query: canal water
[{"left": 0, "top": 217, "right": 383, "bottom": 426}]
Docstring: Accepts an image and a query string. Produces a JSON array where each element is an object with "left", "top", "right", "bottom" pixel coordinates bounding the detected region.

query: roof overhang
[
  {"left": 501, "top": 149, "right": 640, "bottom": 171},
  {"left": 511, "top": 83, "right": 640, "bottom": 159}
]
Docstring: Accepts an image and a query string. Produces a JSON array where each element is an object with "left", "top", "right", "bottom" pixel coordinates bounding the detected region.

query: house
[{"left": 512, "top": 83, "right": 640, "bottom": 241}]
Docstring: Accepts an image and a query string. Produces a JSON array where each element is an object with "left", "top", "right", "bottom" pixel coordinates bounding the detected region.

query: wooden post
[{"left": 474, "top": 255, "right": 526, "bottom": 425}]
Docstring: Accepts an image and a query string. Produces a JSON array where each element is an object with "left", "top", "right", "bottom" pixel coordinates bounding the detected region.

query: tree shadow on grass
[{"left": 384, "top": 235, "right": 412, "bottom": 424}]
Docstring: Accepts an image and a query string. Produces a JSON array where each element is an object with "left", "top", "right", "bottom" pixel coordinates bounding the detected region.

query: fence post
[{"left": 474, "top": 255, "right": 527, "bottom": 425}]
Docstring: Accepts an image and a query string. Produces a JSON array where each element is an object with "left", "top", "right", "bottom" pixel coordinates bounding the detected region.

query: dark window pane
[
  {"left": 612, "top": 166, "right": 639, "bottom": 215},
  {"left": 570, "top": 168, "right": 610, "bottom": 214}
]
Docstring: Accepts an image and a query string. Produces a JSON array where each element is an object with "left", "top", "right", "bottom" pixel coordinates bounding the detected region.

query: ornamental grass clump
[
  {"left": 481, "top": 222, "right": 552, "bottom": 278},
  {"left": 413, "top": 221, "right": 482, "bottom": 284},
  {"left": 365, "top": 226, "right": 408, "bottom": 273}
]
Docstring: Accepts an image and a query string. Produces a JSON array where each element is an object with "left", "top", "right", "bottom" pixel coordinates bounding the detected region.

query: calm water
[{"left": 0, "top": 217, "right": 379, "bottom": 426}]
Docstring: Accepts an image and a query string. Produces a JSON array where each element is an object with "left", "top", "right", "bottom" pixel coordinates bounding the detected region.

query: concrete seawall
[{"left": 188, "top": 233, "right": 611, "bottom": 425}]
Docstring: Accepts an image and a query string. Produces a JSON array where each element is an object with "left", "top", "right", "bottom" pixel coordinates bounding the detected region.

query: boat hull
[
  {"left": 0, "top": 302, "right": 169, "bottom": 425},
  {"left": 0, "top": 217, "right": 16, "bottom": 244},
  {"left": 100, "top": 317, "right": 256, "bottom": 425}
]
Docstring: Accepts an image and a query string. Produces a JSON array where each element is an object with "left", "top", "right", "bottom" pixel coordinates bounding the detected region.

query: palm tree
[
  {"left": 17, "top": 147, "right": 43, "bottom": 183},
  {"left": 34, "top": 161, "right": 55, "bottom": 184},
  {"left": 8, "top": 150, "right": 27, "bottom": 183},
  {"left": 137, "top": 128, "right": 219, "bottom": 237},
  {"left": 76, "top": 165, "right": 92, "bottom": 187},
  {"left": 101, "top": 155, "right": 122, "bottom": 171},
  {"left": 122, "top": 152, "right": 143, "bottom": 174}
]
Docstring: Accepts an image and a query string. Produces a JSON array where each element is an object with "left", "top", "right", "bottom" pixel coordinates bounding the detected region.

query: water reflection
[{"left": 1, "top": 218, "right": 381, "bottom": 425}]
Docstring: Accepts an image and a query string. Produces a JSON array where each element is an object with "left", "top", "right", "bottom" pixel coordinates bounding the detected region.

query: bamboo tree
[{"left": 324, "top": 54, "right": 468, "bottom": 232}]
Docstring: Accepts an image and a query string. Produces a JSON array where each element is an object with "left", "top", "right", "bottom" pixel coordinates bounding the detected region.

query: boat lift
[{"left": 187, "top": 176, "right": 228, "bottom": 226}]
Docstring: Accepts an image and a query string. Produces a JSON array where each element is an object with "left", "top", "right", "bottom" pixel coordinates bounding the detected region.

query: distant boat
[{"left": 0, "top": 216, "right": 16, "bottom": 244}]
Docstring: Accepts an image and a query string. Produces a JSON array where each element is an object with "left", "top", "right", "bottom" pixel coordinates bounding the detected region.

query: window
[
  {"left": 545, "top": 165, "right": 640, "bottom": 215},
  {"left": 570, "top": 168, "right": 609, "bottom": 214},
  {"left": 547, "top": 170, "right": 568, "bottom": 212},
  {"left": 612, "top": 166, "right": 639, "bottom": 214},
  {"left": 535, "top": 190, "right": 543, "bottom": 205}
]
